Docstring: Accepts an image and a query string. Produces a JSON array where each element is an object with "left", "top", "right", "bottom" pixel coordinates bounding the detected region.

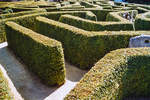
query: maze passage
[{"left": 0, "top": 0, "right": 150, "bottom": 100}]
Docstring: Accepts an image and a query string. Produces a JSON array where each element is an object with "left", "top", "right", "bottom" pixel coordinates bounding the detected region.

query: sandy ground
[{"left": 0, "top": 42, "right": 88, "bottom": 100}]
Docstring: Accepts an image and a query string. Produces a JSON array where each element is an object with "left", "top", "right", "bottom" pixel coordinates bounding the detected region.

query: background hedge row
[
  {"left": 0, "top": 9, "right": 46, "bottom": 19},
  {"left": 126, "top": 0, "right": 150, "bottom": 4},
  {"left": 35, "top": 16, "right": 150, "bottom": 69},
  {"left": 135, "top": 12, "right": 150, "bottom": 30},
  {"left": 60, "top": 9, "right": 117, "bottom": 21},
  {"left": 65, "top": 48, "right": 150, "bottom": 100},
  {"left": 0, "top": 11, "right": 94, "bottom": 43},
  {"left": 59, "top": 14, "right": 133, "bottom": 31},
  {"left": 5, "top": 21, "right": 65, "bottom": 86}
]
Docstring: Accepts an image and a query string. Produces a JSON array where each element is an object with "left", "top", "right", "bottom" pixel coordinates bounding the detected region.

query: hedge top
[
  {"left": 136, "top": 12, "right": 150, "bottom": 21},
  {"left": 6, "top": 21, "right": 61, "bottom": 47},
  {"left": 36, "top": 16, "right": 91, "bottom": 36},
  {"left": 0, "top": 9, "right": 46, "bottom": 19},
  {"left": 1, "top": 11, "right": 93, "bottom": 22},
  {"left": 60, "top": 14, "right": 131, "bottom": 25}
]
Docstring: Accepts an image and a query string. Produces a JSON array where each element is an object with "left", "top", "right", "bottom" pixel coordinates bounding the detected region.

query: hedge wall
[
  {"left": 5, "top": 21, "right": 65, "bottom": 86},
  {"left": 45, "top": 7, "right": 60, "bottom": 12},
  {"left": 65, "top": 48, "right": 150, "bottom": 100},
  {"left": 135, "top": 12, "right": 150, "bottom": 30},
  {"left": 0, "top": 9, "right": 46, "bottom": 19},
  {"left": 59, "top": 14, "right": 133, "bottom": 31},
  {"left": 0, "top": 65, "right": 13, "bottom": 100},
  {"left": 126, "top": 0, "right": 150, "bottom": 4},
  {"left": 35, "top": 16, "right": 150, "bottom": 69},
  {"left": 0, "top": 11, "right": 94, "bottom": 43},
  {"left": 80, "top": 1, "right": 101, "bottom": 8},
  {"left": 136, "top": 7, "right": 150, "bottom": 14},
  {"left": 60, "top": 8, "right": 116, "bottom": 21},
  {"left": 59, "top": 6, "right": 85, "bottom": 10},
  {"left": 0, "top": 33, "right": 5, "bottom": 43},
  {"left": 106, "top": 10, "right": 138, "bottom": 22},
  {"left": 11, "top": 7, "right": 40, "bottom": 12}
]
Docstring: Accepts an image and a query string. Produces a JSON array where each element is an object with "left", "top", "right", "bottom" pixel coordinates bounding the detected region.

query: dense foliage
[
  {"left": 65, "top": 48, "right": 150, "bottom": 100},
  {"left": 126, "top": 0, "right": 150, "bottom": 4},
  {"left": 35, "top": 16, "right": 150, "bottom": 69},
  {"left": 5, "top": 21, "right": 66, "bottom": 85}
]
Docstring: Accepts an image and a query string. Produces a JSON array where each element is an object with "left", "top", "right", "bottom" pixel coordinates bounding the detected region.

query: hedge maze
[{"left": 1, "top": 0, "right": 150, "bottom": 99}]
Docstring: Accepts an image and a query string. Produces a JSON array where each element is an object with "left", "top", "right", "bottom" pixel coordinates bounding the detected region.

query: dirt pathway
[{"left": 0, "top": 42, "right": 88, "bottom": 100}]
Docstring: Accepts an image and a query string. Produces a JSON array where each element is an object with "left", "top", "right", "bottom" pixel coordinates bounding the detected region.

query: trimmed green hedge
[
  {"left": 0, "top": 11, "right": 94, "bottom": 42},
  {"left": 35, "top": 16, "right": 150, "bottom": 69},
  {"left": 5, "top": 21, "right": 65, "bottom": 86},
  {"left": 60, "top": 8, "right": 116, "bottom": 21},
  {"left": 65, "top": 48, "right": 150, "bottom": 100},
  {"left": 11, "top": 7, "right": 40, "bottom": 12},
  {"left": 0, "top": 33, "right": 5, "bottom": 43},
  {"left": 59, "top": 6, "right": 85, "bottom": 10},
  {"left": 135, "top": 12, "right": 150, "bottom": 30},
  {"left": 126, "top": 0, "right": 150, "bottom": 4},
  {"left": 0, "top": 65, "right": 13, "bottom": 100},
  {"left": 0, "top": 9, "right": 46, "bottom": 19},
  {"left": 106, "top": 10, "right": 138, "bottom": 22},
  {"left": 45, "top": 7, "right": 60, "bottom": 12},
  {"left": 136, "top": 7, "right": 150, "bottom": 14},
  {"left": 59, "top": 14, "right": 133, "bottom": 31},
  {"left": 80, "top": 1, "right": 102, "bottom": 8}
]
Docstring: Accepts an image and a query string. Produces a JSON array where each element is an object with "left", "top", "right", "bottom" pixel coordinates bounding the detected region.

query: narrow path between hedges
[{"left": 0, "top": 42, "right": 88, "bottom": 100}]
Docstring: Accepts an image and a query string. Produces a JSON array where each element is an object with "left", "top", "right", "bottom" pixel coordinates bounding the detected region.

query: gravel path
[{"left": 0, "top": 42, "right": 88, "bottom": 100}]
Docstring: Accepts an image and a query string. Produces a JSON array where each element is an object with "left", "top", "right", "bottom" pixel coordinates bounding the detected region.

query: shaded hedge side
[
  {"left": 0, "top": 11, "right": 94, "bottom": 31},
  {"left": 0, "top": 11, "right": 93, "bottom": 43},
  {"left": 59, "top": 14, "right": 133, "bottom": 31},
  {"left": 135, "top": 12, "right": 150, "bottom": 30},
  {"left": 60, "top": 8, "right": 117, "bottom": 21},
  {"left": 0, "top": 9, "right": 46, "bottom": 19},
  {"left": 65, "top": 48, "right": 150, "bottom": 100},
  {"left": 80, "top": 1, "right": 102, "bottom": 8},
  {"left": 126, "top": 0, "right": 150, "bottom": 4},
  {"left": 35, "top": 16, "right": 150, "bottom": 69},
  {"left": 11, "top": 7, "right": 40, "bottom": 12},
  {"left": 5, "top": 21, "right": 65, "bottom": 86}
]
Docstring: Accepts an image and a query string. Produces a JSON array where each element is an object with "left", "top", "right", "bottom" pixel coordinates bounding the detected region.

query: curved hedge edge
[
  {"left": 59, "top": 14, "right": 134, "bottom": 31},
  {"left": 0, "top": 64, "right": 23, "bottom": 100},
  {"left": 135, "top": 12, "right": 150, "bottom": 30},
  {"left": 65, "top": 48, "right": 150, "bottom": 100},
  {"left": 80, "top": 1, "right": 102, "bottom": 8},
  {"left": 5, "top": 21, "right": 66, "bottom": 86},
  {"left": 85, "top": 11, "right": 97, "bottom": 21}
]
